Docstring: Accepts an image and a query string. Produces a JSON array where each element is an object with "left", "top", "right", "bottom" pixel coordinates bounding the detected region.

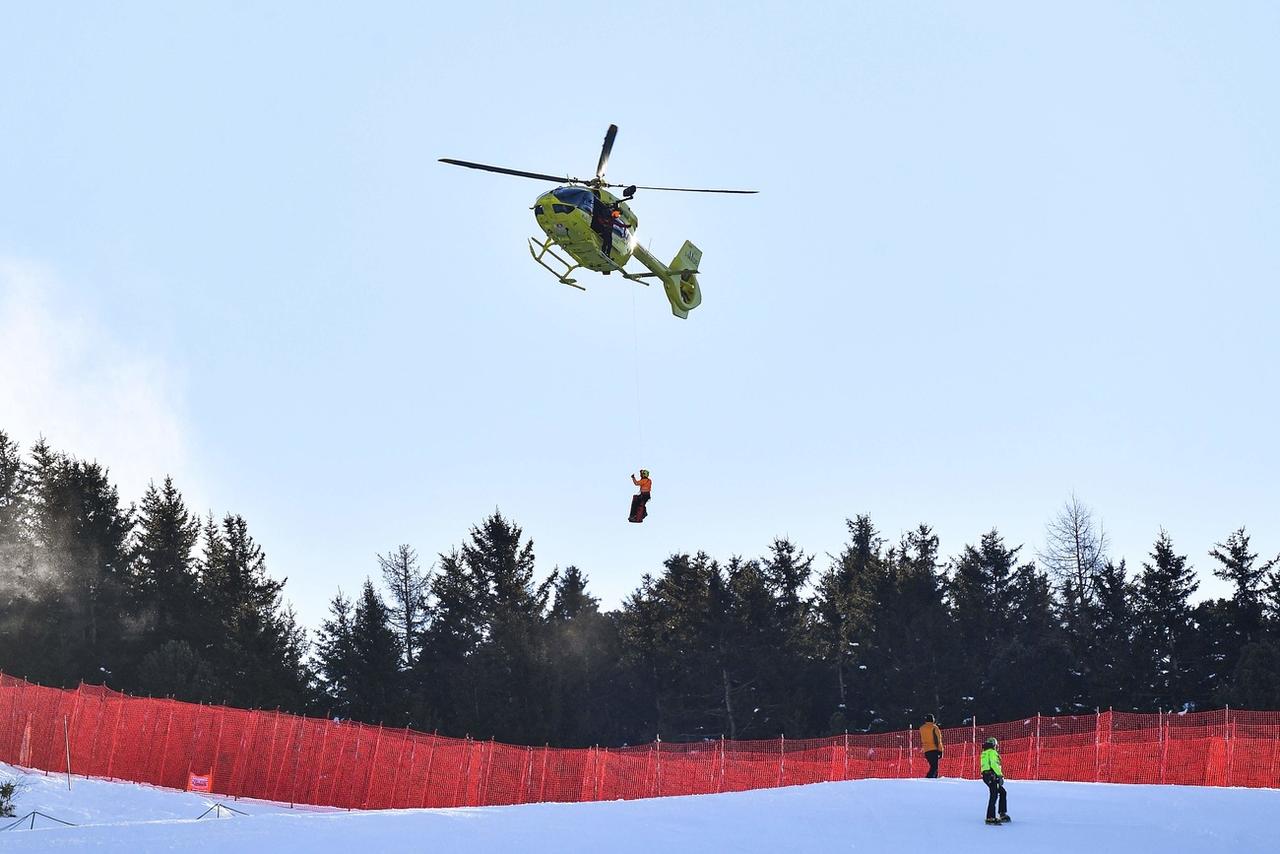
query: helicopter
[{"left": 440, "top": 125, "right": 755, "bottom": 319}]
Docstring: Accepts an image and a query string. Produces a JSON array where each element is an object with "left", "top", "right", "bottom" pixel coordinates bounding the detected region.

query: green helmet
[
  {"left": 640, "top": 469, "right": 649, "bottom": 477},
  {"left": 984, "top": 737, "right": 998, "bottom": 749}
]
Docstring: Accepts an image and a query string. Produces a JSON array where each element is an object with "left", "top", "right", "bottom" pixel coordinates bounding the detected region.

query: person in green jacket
[{"left": 980, "top": 737, "right": 1010, "bottom": 824}]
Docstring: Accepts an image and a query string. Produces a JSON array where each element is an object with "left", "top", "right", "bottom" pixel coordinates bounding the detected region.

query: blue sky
[{"left": 2, "top": 2, "right": 1277, "bottom": 626}]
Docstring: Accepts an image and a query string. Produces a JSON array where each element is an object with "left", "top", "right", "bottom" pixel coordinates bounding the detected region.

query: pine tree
[
  {"left": 1087, "top": 559, "right": 1138, "bottom": 709},
  {"left": 346, "top": 579, "right": 406, "bottom": 723},
  {"left": 990, "top": 560, "right": 1071, "bottom": 716},
  {"left": 135, "top": 640, "right": 222, "bottom": 702},
  {"left": 947, "top": 529, "right": 1031, "bottom": 722},
  {"left": 133, "top": 477, "right": 201, "bottom": 651},
  {"left": 1224, "top": 641, "right": 1280, "bottom": 709},
  {"left": 718, "top": 557, "right": 766, "bottom": 738},
  {"left": 20, "top": 438, "right": 60, "bottom": 545},
  {"left": 1133, "top": 530, "right": 1199, "bottom": 710},
  {"left": 413, "top": 548, "right": 484, "bottom": 733},
  {"left": 621, "top": 553, "right": 723, "bottom": 739},
  {"left": 316, "top": 589, "right": 357, "bottom": 715},
  {"left": 1265, "top": 558, "right": 1280, "bottom": 630},
  {"left": 0, "top": 431, "right": 23, "bottom": 547},
  {"left": 548, "top": 566, "right": 597, "bottom": 621},
  {"left": 865, "top": 526, "right": 955, "bottom": 728},
  {"left": 761, "top": 538, "right": 813, "bottom": 635},
  {"left": 543, "top": 568, "right": 632, "bottom": 745},
  {"left": 812, "top": 515, "right": 882, "bottom": 730},
  {"left": 463, "top": 511, "right": 552, "bottom": 624},
  {"left": 1209, "top": 528, "right": 1274, "bottom": 646},
  {"left": 199, "top": 514, "right": 311, "bottom": 710},
  {"left": 0, "top": 431, "right": 35, "bottom": 676},
  {"left": 379, "top": 544, "right": 429, "bottom": 668},
  {"left": 23, "top": 450, "right": 134, "bottom": 685},
  {"left": 757, "top": 539, "right": 818, "bottom": 735},
  {"left": 618, "top": 572, "right": 665, "bottom": 739},
  {"left": 462, "top": 512, "right": 554, "bottom": 741},
  {"left": 413, "top": 512, "right": 555, "bottom": 741}
]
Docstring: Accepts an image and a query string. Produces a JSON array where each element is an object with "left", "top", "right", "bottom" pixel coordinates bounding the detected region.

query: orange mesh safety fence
[{"left": 2, "top": 673, "right": 1278, "bottom": 808}]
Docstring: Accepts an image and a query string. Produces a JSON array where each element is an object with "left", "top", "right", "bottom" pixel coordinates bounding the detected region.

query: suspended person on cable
[{"left": 629, "top": 469, "right": 651, "bottom": 523}]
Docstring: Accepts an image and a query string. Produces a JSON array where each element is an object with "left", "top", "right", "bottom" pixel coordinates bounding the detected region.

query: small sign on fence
[{"left": 187, "top": 771, "right": 214, "bottom": 793}]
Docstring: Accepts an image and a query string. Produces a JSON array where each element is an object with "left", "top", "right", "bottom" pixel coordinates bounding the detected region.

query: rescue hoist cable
[{"left": 631, "top": 288, "right": 644, "bottom": 463}]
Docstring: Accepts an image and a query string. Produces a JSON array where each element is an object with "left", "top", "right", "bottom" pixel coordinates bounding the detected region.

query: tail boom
[{"left": 632, "top": 241, "right": 703, "bottom": 319}]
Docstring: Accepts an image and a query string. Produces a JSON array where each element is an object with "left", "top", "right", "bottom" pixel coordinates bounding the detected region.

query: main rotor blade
[
  {"left": 439, "top": 158, "right": 573, "bottom": 184},
  {"left": 596, "top": 124, "right": 618, "bottom": 181},
  {"left": 612, "top": 183, "right": 759, "bottom": 194}
]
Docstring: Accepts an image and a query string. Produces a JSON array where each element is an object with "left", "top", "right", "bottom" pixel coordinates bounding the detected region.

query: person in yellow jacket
[
  {"left": 980, "top": 737, "right": 1010, "bottom": 825},
  {"left": 628, "top": 470, "right": 652, "bottom": 523},
  {"left": 919, "top": 714, "right": 943, "bottom": 778}
]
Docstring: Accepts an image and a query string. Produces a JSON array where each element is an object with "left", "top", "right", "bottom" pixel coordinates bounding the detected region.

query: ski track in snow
[{"left": 2, "top": 761, "right": 1276, "bottom": 852}]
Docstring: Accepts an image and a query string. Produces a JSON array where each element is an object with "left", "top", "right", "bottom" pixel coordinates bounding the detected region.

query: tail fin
[{"left": 663, "top": 240, "right": 702, "bottom": 319}]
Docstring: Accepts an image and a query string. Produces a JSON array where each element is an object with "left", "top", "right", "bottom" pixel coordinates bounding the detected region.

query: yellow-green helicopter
[{"left": 440, "top": 125, "right": 755, "bottom": 319}]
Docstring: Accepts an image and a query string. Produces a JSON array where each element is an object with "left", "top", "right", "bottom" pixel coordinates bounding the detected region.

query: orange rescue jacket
[
  {"left": 633, "top": 475, "right": 652, "bottom": 493},
  {"left": 919, "top": 722, "right": 943, "bottom": 752}
]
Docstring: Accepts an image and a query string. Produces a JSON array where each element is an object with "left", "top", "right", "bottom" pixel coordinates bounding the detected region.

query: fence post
[
  {"left": 1094, "top": 709, "right": 1100, "bottom": 783},
  {"left": 1034, "top": 713, "right": 1041, "bottom": 780},
  {"left": 1158, "top": 709, "right": 1167, "bottom": 785},
  {"left": 1108, "top": 707, "right": 1115, "bottom": 783},
  {"left": 159, "top": 704, "right": 175, "bottom": 786},
  {"left": 539, "top": 743, "right": 549, "bottom": 803},
  {"left": 596, "top": 744, "right": 605, "bottom": 800},
  {"left": 720, "top": 734, "right": 726, "bottom": 792},
  {"left": 310, "top": 718, "right": 332, "bottom": 807},
  {"left": 972, "top": 717, "right": 977, "bottom": 781},
  {"left": 456, "top": 736, "right": 472, "bottom": 807},
  {"left": 270, "top": 714, "right": 294, "bottom": 802},
  {"left": 212, "top": 709, "right": 226, "bottom": 798},
  {"left": 479, "top": 737, "right": 493, "bottom": 805},
  {"left": 67, "top": 685, "right": 82, "bottom": 783},
  {"left": 778, "top": 734, "right": 785, "bottom": 787},
  {"left": 63, "top": 715, "right": 72, "bottom": 790},
  {"left": 105, "top": 698, "right": 123, "bottom": 781},
  {"left": 87, "top": 689, "right": 106, "bottom": 778},
  {"left": 709, "top": 740, "right": 717, "bottom": 792},
  {"left": 419, "top": 731, "right": 438, "bottom": 809},
  {"left": 182, "top": 704, "right": 201, "bottom": 794},
  {"left": 843, "top": 731, "right": 849, "bottom": 780},
  {"left": 362, "top": 725, "right": 384, "bottom": 809},
  {"left": 1225, "top": 705, "right": 1233, "bottom": 787},
  {"left": 1270, "top": 720, "right": 1279, "bottom": 789},
  {"left": 655, "top": 734, "right": 662, "bottom": 797},
  {"left": 387, "top": 726, "right": 408, "bottom": 808},
  {"left": 287, "top": 719, "right": 304, "bottom": 808},
  {"left": 520, "top": 745, "right": 532, "bottom": 804}
]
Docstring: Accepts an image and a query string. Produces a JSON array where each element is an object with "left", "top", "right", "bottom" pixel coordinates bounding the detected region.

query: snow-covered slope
[{"left": 2, "top": 761, "right": 1275, "bottom": 852}]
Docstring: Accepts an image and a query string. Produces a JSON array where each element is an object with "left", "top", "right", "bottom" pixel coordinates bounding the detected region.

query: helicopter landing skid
[{"left": 528, "top": 237, "right": 585, "bottom": 290}]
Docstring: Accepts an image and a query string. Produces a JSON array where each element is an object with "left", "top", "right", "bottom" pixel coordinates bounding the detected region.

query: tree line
[{"left": 2, "top": 430, "right": 1279, "bottom": 748}]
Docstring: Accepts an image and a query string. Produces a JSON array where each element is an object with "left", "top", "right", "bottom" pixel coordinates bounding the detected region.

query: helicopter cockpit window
[{"left": 551, "top": 187, "right": 595, "bottom": 212}]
